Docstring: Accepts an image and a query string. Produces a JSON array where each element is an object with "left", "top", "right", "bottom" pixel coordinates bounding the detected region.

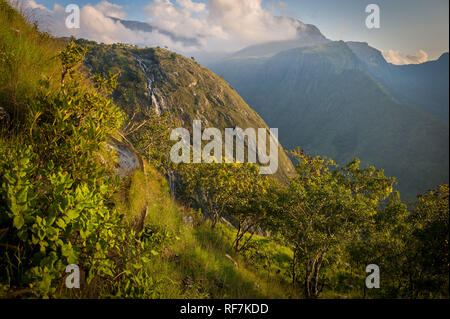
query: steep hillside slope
[
  {"left": 112, "top": 157, "right": 298, "bottom": 299},
  {"left": 0, "top": 1, "right": 297, "bottom": 298},
  {"left": 77, "top": 40, "right": 294, "bottom": 181},
  {"left": 210, "top": 41, "right": 449, "bottom": 198}
]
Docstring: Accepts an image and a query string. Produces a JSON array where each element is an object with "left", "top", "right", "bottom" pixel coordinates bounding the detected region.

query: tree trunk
[
  {"left": 233, "top": 223, "right": 242, "bottom": 251},
  {"left": 304, "top": 262, "right": 314, "bottom": 298},
  {"left": 211, "top": 214, "right": 218, "bottom": 229},
  {"left": 292, "top": 250, "right": 297, "bottom": 288},
  {"left": 312, "top": 251, "right": 325, "bottom": 298}
]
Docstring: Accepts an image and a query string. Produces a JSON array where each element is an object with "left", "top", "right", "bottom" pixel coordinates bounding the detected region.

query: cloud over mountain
[
  {"left": 145, "top": 0, "right": 300, "bottom": 48},
  {"left": 14, "top": 0, "right": 301, "bottom": 52},
  {"left": 382, "top": 49, "right": 429, "bottom": 65}
]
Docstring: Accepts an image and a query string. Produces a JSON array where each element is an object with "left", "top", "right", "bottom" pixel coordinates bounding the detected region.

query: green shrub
[{"left": 0, "top": 37, "right": 160, "bottom": 298}]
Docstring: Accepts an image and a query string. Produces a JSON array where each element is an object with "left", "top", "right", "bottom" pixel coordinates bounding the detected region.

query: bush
[{"left": 0, "top": 38, "right": 159, "bottom": 298}]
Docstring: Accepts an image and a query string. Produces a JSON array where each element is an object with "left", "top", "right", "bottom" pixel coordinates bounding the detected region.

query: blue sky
[{"left": 30, "top": 0, "right": 449, "bottom": 60}]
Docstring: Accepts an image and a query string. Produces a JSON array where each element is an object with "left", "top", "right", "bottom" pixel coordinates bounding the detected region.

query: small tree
[
  {"left": 405, "top": 185, "right": 449, "bottom": 298},
  {"left": 182, "top": 162, "right": 237, "bottom": 228},
  {"left": 181, "top": 161, "right": 273, "bottom": 246},
  {"left": 280, "top": 148, "right": 395, "bottom": 298},
  {"left": 225, "top": 163, "right": 272, "bottom": 252},
  {"left": 123, "top": 108, "right": 179, "bottom": 174}
]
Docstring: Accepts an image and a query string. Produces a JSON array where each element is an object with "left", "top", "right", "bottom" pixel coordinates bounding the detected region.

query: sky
[{"left": 16, "top": 0, "right": 449, "bottom": 64}]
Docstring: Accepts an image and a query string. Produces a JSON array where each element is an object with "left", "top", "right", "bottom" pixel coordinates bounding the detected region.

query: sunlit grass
[{"left": 0, "top": 0, "right": 64, "bottom": 124}]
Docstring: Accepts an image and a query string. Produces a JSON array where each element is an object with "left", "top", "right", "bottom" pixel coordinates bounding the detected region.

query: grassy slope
[
  {"left": 116, "top": 162, "right": 297, "bottom": 298},
  {"left": 0, "top": 0, "right": 63, "bottom": 122}
]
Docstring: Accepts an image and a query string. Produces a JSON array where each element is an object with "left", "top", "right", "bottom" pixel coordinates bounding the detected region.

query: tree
[
  {"left": 346, "top": 191, "right": 409, "bottom": 298},
  {"left": 123, "top": 108, "right": 179, "bottom": 174},
  {"left": 280, "top": 148, "right": 395, "bottom": 298},
  {"left": 182, "top": 162, "right": 238, "bottom": 229},
  {"left": 182, "top": 160, "right": 279, "bottom": 251},
  {"left": 225, "top": 164, "right": 272, "bottom": 252},
  {"left": 181, "top": 161, "right": 274, "bottom": 252},
  {"left": 405, "top": 185, "right": 449, "bottom": 298}
]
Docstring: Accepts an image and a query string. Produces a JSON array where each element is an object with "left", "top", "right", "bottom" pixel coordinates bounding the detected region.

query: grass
[
  {"left": 111, "top": 155, "right": 299, "bottom": 299},
  {"left": 0, "top": 0, "right": 64, "bottom": 123}
]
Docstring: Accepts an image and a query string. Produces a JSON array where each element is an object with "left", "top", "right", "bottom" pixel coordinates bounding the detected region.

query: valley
[{"left": 209, "top": 40, "right": 449, "bottom": 199}]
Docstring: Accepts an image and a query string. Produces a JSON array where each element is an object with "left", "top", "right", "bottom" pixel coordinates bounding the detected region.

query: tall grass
[
  {"left": 113, "top": 156, "right": 298, "bottom": 298},
  {"left": 0, "top": 0, "right": 63, "bottom": 125}
]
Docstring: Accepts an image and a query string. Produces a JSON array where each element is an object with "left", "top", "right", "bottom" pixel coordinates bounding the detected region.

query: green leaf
[
  {"left": 65, "top": 209, "right": 79, "bottom": 220},
  {"left": 13, "top": 214, "right": 24, "bottom": 229},
  {"left": 55, "top": 218, "right": 66, "bottom": 229},
  {"left": 150, "top": 250, "right": 159, "bottom": 256}
]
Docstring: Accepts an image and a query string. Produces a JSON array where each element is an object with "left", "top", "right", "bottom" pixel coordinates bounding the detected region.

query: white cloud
[
  {"left": 94, "top": 0, "right": 127, "bottom": 19},
  {"left": 146, "top": 0, "right": 300, "bottom": 51},
  {"left": 382, "top": 49, "right": 429, "bottom": 65},
  {"left": 177, "top": 0, "right": 206, "bottom": 13},
  {"left": 145, "top": 0, "right": 223, "bottom": 41}
]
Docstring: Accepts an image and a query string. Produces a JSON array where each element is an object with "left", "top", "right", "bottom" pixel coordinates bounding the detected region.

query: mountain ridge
[
  {"left": 210, "top": 40, "right": 449, "bottom": 198},
  {"left": 108, "top": 16, "right": 201, "bottom": 48},
  {"left": 346, "top": 41, "right": 449, "bottom": 120}
]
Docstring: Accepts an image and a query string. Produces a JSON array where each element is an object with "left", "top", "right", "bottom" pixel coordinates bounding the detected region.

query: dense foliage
[
  {"left": 178, "top": 149, "right": 448, "bottom": 298},
  {"left": 0, "top": 5, "right": 162, "bottom": 297}
]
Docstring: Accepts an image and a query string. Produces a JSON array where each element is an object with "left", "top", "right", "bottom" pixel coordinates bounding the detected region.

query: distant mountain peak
[
  {"left": 346, "top": 41, "right": 388, "bottom": 67},
  {"left": 108, "top": 17, "right": 201, "bottom": 48},
  {"left": 227, "top": 19, "right": 329, "bottom": 59},
  {"left": 438, "top": 52, "right": 449, "bottom": 61},
  {"left": 296, "top": 22, "right": 324, "bottom": 39},
  {"left": 273, "top": 16, "right": 325, "bottom": 39}
]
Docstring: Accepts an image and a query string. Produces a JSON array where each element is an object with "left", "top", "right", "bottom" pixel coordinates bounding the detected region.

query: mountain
[
  {"left": 347, "top": 42, "right": 449, "bottom": 120},
  {"left": 77, "top": 39, "right": 295, "bottom": 181},
  {"left": 229, "top": 19, "right": 329, "bottom": 59},
  {"left": 109, "top": 16, "right": 329, "bottom": 65},
  {"left": 210, "top": 41, "right": 449, "bottom": 199}
]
